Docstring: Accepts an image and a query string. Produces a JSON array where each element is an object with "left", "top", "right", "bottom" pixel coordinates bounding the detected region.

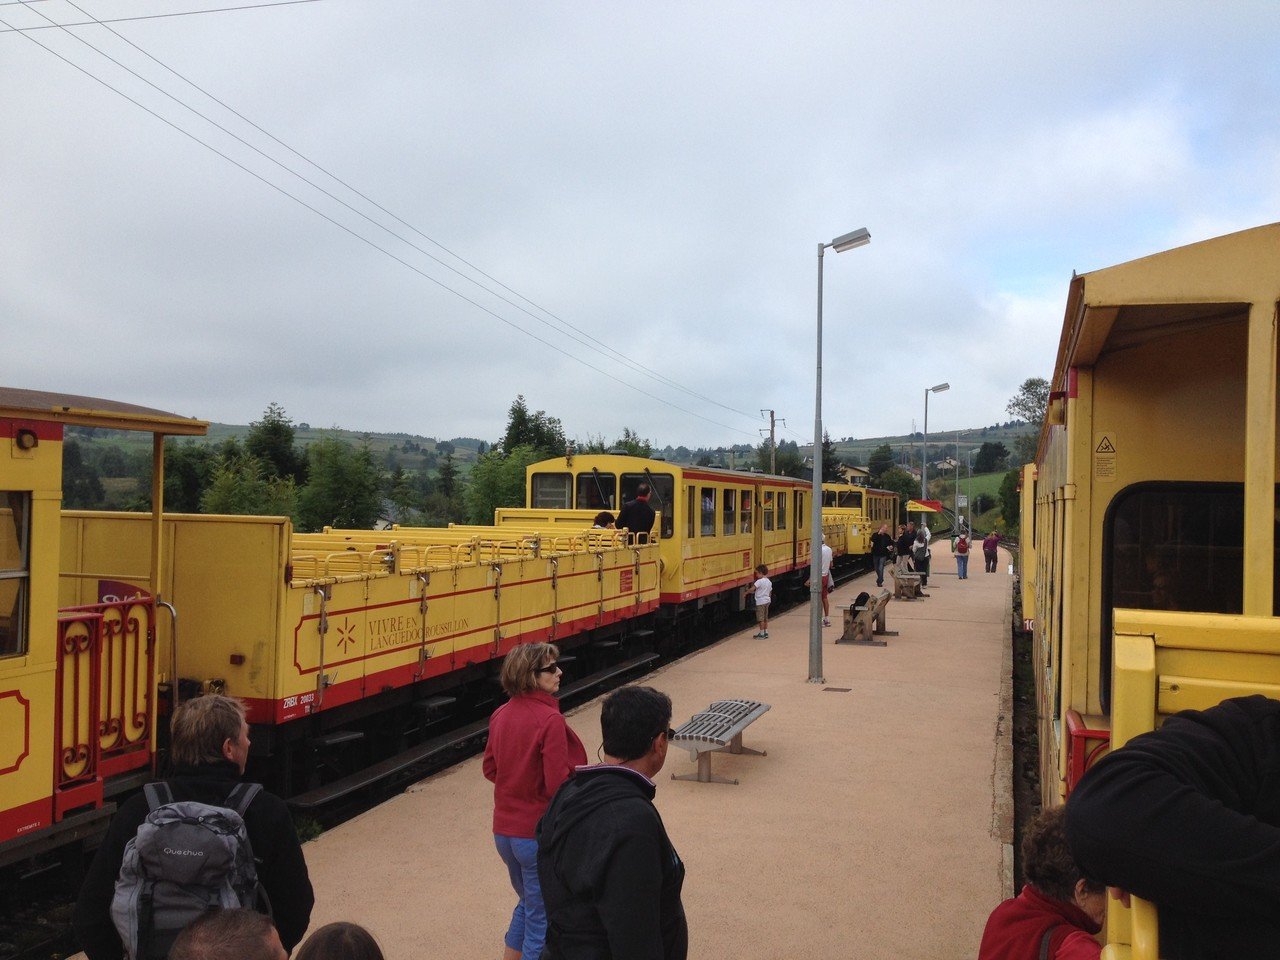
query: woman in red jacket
[
  {"left": 978, "top": 806, "right": 1105, "bottom": 960},
  {"left": 483, "top": 643, "right": 586, "bottom": 960}
]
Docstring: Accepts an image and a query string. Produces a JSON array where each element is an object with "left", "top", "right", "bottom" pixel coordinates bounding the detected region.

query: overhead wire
[
  {"left": 43, "top": 0, "right": 755, "bottom": 421},
  {"left": 3, "top": 7, "right": 760, "bottom": 439},
  {"left": 0, "top": 0, "right": 323, "bottom": 33}
]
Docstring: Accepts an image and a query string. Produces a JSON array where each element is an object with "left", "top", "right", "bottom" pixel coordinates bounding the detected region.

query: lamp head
[
  {"left": 830, "top": 227, "right": 871, "bottom": 252},
  {"left": 930, "top": 382, "right": 950, "bottom": 393}
]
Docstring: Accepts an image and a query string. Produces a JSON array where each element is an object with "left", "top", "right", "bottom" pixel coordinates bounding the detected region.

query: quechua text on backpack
[{"left": 110, "top": 781, "right": 268, "bottom": 959}]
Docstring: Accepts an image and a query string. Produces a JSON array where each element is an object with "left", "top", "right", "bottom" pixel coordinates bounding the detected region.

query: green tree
[
  {"left": 200, "top": 456, "right": 297, "bottom": 517},
  {"left": 821, "top": 431, "right": 841, "bottom": 482},
  {"left": 867, "top": 443, "right": 895, "bottom": 482},
  {"left": 613, "top": 427, "right": 653, "bottom": 458},
  {"left": 1007, "top": 377, "right": 1049, "bottom": 466},
  {"left": 875, "top": 467, "right": 918, "bottom": 522},
  {"left": 974, "top": 441, "right": 1009, "bottom": 474},
  {"left": 501, "top": 395, "right": 566, "bottom": 458},
  {"left": 999, "top": 468, "right": 1021, "bottom": 530},
  {"left": 755, "top": 439, "right": 803, "bottom": 476},
  {"left": 296, "top": 438, "right": 382, "bottom": 531},
  {"left": 164, "top": 440, "right": 218, "bottom": 512},
  {"left": 465, "top": 444, "right": 542, "bottom": 524},
  {"left": 246, "top": 402, "right": 304, "bottom": 482},
  {"left": 384, "top": 466, "right": 419, "bottom": 525},
  {"left": 63, "top": 439, "right": 106, "bottom": 508},
  {"left": 437, "top": 452, "right": 459, "bottom": 498}
]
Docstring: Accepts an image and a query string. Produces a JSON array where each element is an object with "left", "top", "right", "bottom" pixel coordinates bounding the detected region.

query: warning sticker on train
[{"left": 1093, "top": 433, "right": 1117, "bottom": 481}]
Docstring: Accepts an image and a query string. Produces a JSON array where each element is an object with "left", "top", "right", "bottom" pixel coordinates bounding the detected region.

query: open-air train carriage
[{"left": 1021, "top": 222, "right": 1280, "bottom": 958}]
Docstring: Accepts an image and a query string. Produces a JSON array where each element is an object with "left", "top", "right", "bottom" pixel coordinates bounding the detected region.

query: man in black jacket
[
  {"left": 537, "top": 685, "right": 686, "bottom": 960},
  {"left": 1065, "top": 695, "right": 1280, "bottom": 960},
  {"left": 615, "top": 485, "right": 656, "bottom": 544},
  {"left": 72, "top": 695, "right": 314, "bottom": 960}
]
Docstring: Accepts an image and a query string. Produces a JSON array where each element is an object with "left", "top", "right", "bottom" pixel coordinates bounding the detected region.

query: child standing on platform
[{"left": 751, "top": 564, "right": 772, "bottom": 638}]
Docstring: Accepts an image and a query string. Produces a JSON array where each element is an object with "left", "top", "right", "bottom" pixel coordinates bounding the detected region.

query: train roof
[
  {"left": 1041, "top": 221, "right": 1280, "bottom": 462},
  {"left": 528, "top": 452, "right": 809, "bottom": 484},
  {"left": 1054, "top": 221, "right": 1280, "bottom": 388},
  {"left": 0, "top": 386, "right": 208, "bottom": 435}
]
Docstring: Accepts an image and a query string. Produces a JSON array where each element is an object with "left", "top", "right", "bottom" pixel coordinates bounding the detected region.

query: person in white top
[
  {"left": 751, "top": 564, "right": 772, "bottom": 638},
  {"left": 819, "top": 536, "right": 834, "bottom": 627}
]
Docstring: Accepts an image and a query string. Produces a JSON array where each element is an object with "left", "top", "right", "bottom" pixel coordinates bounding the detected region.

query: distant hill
[{"left": 829, "top": 421, "right": 1036, "bottom": 466}]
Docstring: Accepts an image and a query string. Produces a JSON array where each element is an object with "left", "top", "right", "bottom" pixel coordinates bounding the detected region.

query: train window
[
  {"left": 777, "top": 492, "right": 787, "bottom": 530},
  {"left": 796, "top": 492, "right": 805, "bottom": 529},
  {"left": 701, "top": 488, "right": 716, "bottom": 536},
  {"left": 823, "top": 490, "right": 837, "bottom": 508},
  {"left": 621, "top": 472, "right": 674, "bottom": 539},
  {"left": 1101, "top": 482, "right": 1252, "bottom": 711},
  {"left": 740, "top": 489, "right": 752, "bottom": 534},
  {"left": 763, "top": 492, "right": 774, "bottom": 531},
  {"left": 722, "top": 489, "right": 736, "bottom": 536},
  {"left": 0, "top": 493, "right": 30, "bottom": 658},
  {"left": 686, "top": 487, "right": 697, "bottom": 538},
  {"left": 849, "top": 491, "right": 863, "bottom": 510},
  {"left": 576, "top": 472, "right": 616, "bottom": 510},
  {"left": 531, "top": 473, "right": 572, "bottom": 509}
]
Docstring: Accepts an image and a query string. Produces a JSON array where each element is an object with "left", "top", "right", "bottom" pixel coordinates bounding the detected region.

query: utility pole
[{"left": 761, "top": 409, "right": 783, "bottom": 474}]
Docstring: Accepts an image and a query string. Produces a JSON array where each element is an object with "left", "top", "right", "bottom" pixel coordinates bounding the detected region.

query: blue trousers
[
  {"left": 873, "top": 556, "right": 888, "bottom": 585},
  {"left": 956, "top": 554, "right": 969, "bottom": 579},
  {"left": 495, "top": 834, "right": 545, "bottom": 957}
]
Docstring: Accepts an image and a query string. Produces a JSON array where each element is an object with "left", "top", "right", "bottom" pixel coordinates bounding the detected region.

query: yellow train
[
  {"left": 1020, "top": 221, "right": 1280, "bottom": 956},
  {"left": 820, "top": 481, "right": 899, "bottom": 565},
  {"left": 510, "top": 453, "right": 820, "bottom": 607},
  {"left": 2, "top": 421, "right": 850, "bottom": 865}
]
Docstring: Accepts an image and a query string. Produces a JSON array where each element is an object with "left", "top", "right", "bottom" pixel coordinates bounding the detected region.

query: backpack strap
[
  {"left": 1038, "top": 924, "right": 1064, "bottom": 960},
  {"left": 144, "top": 781, "right": 174, "bottom": 810},
  {"left": 225, "top": 782, "right": 264, "bottom": 816}
]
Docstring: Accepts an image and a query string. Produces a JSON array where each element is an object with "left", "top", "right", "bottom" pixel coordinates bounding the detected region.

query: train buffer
[
  {"left": 836, "top": 590, "right": 895, "bottom": 647},
  {"left": 669, "top": 699, "right": 770, "bottom": 785}
]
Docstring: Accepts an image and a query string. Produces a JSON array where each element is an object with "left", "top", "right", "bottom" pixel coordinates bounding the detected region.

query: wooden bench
[
  {"left": 889, "top": 566, "right": 924, "bottom": 600},
  {"left": 669, "top": 698, "right": 770, "bottom": 785},
  {"left": 837, "top": 590, "right": 896, "bottom": 646}
]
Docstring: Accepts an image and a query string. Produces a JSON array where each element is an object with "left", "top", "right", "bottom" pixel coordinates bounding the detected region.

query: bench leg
[
  {"left": 728, "top": 732, "right": 766, "bottom": 757},
  {"left": 671, "top": 750, "right": 739, "bottom": 785}
]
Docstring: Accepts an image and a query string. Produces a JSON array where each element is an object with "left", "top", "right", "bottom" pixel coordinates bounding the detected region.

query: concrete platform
[{"left": 295, "top": 548, "right": 1015, "bottom": 958}]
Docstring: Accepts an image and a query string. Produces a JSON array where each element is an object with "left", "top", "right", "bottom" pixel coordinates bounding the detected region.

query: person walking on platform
[
  {"left": 484, "top": 643, "right": 587, "bottom": 960},
  {"left": 978, "top": 806, "right": 1103, "bottom": 960},
  {"left": 894, "top": 524, "right": 914, "bottom": 574},
  {"left": 983, "top": 531, "right": 1002, "bottom": 573},
  {"left": 871, "top": 523, "right": 893, "bottom": 587},
  {"left": 538, "top": 686, "right": 687, "bottom": 960},
  {"left": 912, "top": 530, "right": 931, "bottom": 588},
  {"left": 616, "top": 483, "right": 656, "bottom": 543},
  {"left": 953, "top": 532, "right": 970, "bottom": 580}
]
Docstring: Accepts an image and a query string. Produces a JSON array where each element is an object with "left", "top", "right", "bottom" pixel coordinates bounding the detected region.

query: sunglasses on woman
[{"left": 534, "top": 662, "right": 563, "bottom": 675}]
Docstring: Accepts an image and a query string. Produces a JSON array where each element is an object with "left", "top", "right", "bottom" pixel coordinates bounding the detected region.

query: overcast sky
[{"left": 3, "top": 1, "right": 1278, "bottom": 450}]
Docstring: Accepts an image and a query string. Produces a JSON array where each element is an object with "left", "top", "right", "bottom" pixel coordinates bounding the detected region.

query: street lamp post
[
  {"left": 967, "top": 447, "right": 978, "bottom": 531},
  {"left": 921, "top": 382, "right": 950, "bottom": 500},
  {"left": 811, "top": 226, "right": 870, "bottom": 684}
]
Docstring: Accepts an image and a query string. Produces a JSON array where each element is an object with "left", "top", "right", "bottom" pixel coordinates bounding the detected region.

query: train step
[
  {"left": 558, "top": 653, "right": 658, "bottom": 699},
  {"left": 312, "top": 729, "right": 365, "bottom": 749},
  {"left": 288, "top": 717, "right": 491, "bottom": 812},
  {"left": 412, "top": 695, "right": 457, "bottom": 712}
]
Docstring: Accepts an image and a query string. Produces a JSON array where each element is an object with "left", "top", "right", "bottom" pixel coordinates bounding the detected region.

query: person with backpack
[
  {"left": 72, "top": 695, "right": 314, "bottom": 960},
  {"left": 912, "top": 530, "right": 931, "bottom": 588},
  {"left": 953, "top": 532, "right": 971, "bottom": 580}
]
